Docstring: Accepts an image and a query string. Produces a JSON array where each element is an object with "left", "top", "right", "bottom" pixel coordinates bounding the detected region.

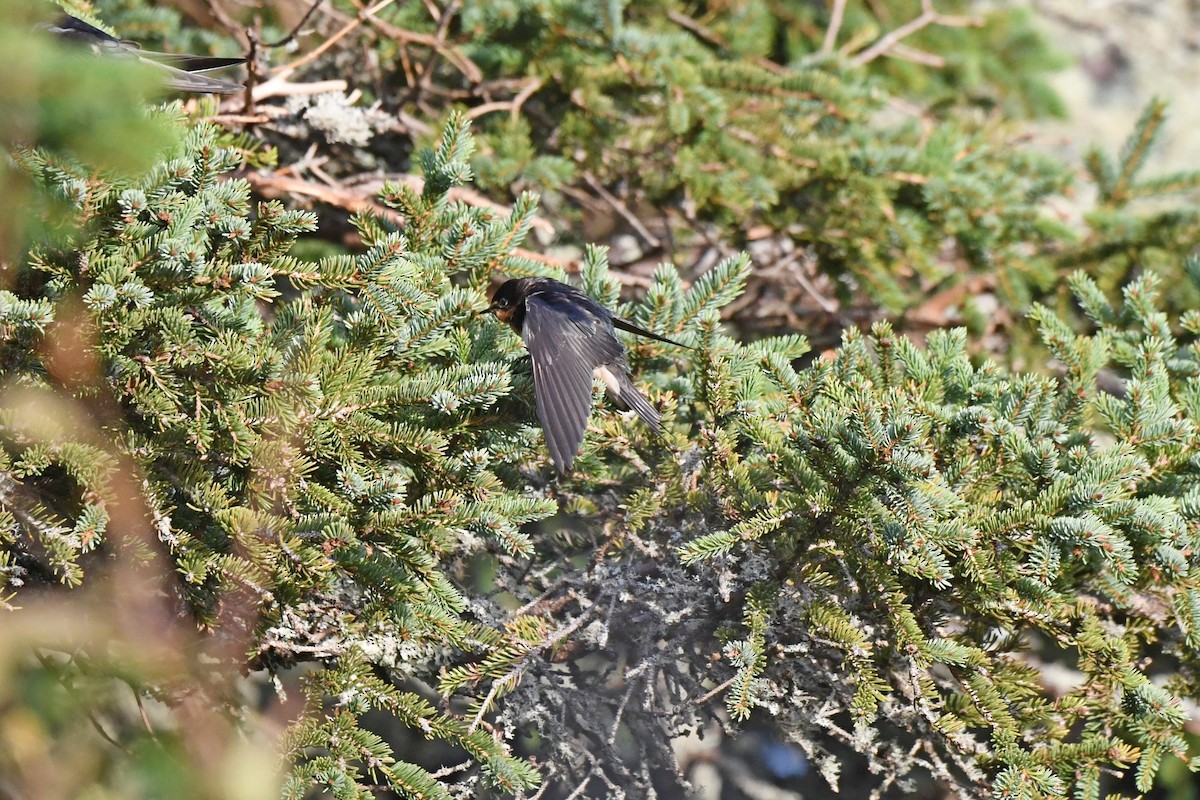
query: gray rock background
[{"left": 1031, "top": 0, "right": 1200, "bottom": 172}]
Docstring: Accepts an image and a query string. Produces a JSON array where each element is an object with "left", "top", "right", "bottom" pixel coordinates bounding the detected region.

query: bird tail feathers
[{"left": 620, "top": 383, "right": 662, "bottom": 434}]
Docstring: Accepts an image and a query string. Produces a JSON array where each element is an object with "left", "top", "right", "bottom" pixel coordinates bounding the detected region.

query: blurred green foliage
[{"left": 0, "top": 0, "right": 174, "bottom": 264}]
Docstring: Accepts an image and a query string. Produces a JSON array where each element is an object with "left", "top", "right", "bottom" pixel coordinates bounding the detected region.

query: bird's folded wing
[{"left": 523, "top": 293, "right": 609, "bottom": 470}]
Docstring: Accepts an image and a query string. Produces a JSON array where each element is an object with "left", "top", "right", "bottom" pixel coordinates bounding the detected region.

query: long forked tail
[
  {"left": 595, "top": 365, "right": 663, "bottom": 434},
  {"left": 619, "top": 380, "right": 662, "bottom": 434},
  {"left": 612, "top": 316, "right": 692, "bottom": 350}
]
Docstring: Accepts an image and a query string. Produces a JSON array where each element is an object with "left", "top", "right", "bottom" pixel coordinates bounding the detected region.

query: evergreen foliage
[
  {"left": 89, "top": 0, "right": 1080, "bottom": 327},
  {"left": 0, "top": 0, "right": 173, "bottom": 263},
  {"left": 450, "top": 250, "right": 1200, "bottom": 797},
  {"left": 1055, "top": 98, "right": 1200, "bottom": 318},
  {"left": 661, "top": 274, "right": 1200, "bottom": 797},
  {"left": 7, "top": 2, "right": 1200, "bottom": 799},
  {"left": 3, "top": 112, "right": 551, "bottom": 798},
  {"left": 450, "top": 0, "right": 1073, "bottom": 315}
]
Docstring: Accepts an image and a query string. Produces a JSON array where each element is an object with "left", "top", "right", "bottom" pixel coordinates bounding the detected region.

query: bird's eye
[{"left": 493, "top": 297, "right": 510, "bottom": 309}]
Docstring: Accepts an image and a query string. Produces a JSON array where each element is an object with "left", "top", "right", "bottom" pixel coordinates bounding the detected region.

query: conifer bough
[{"left": 5, "top": 106, "right": 1200, "bottom": 800}]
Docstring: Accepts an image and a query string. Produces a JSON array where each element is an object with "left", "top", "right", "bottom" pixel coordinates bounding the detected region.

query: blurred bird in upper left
[{"left": 45, "top": 13, "right": 245, "bottom": 94}]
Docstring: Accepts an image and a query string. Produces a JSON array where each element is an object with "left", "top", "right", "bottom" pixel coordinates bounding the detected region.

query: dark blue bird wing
[{"left": 522, "top": 292, "right": 625, "bottom": 472}]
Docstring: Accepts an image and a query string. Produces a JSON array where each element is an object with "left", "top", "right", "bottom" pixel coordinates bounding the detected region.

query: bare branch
[
  {"left": 666, "top": 10, "right": 790, "bottom": 76},
  {"left": 851, "top": 0, "right": 982, "bottom": 66},
  {"left": 583, "top": 172, "right": 662, "bottom": 252},
  {"left": 272, "top": 0, "right": 396, "bottom": 78},
  {"left": 464, "top": 77, "right": 544, "bottom": 122},
  {"left": 821, "top": 0, "right": 848, "bottom": 54},
  {"left": 263, "top": 0, "right": 326, "bottom": 49}
]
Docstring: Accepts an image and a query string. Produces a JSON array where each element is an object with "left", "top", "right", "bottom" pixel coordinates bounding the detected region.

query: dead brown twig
[
  {"left": 244, "top": 172, "right": 672, "bottom": 286},
  {"left": 582, "top": 172, "right": 662, "bottom": 252},
  {"left": 198, "top": 0, "right": 244, "bottom": 43},
  {"left": 850, "top": 0, "right": 982, "bottom": 66},
  {"left": 821, "top": 0, "right": 848, "bottom": 54},
  {"left": 262, "top": 0, "right": 326, "bottom": 49},
  {"left": 246, "top": 172, "right": 588, "bottom": 274},
  {"left": 250, "top": 77, "right": 349, "bottom": 101},
  {"left": 248, "top": 171, "right": 548, "bottom": 232},
  {"left": 362, "top": 13, "right": 482, "bottom": 83},
  {"left": 666, "top": 10, "right": 790, "bottom": 76},
  {"left": 406, "top": 0, "right": 468, "bottom": 107},
  {"left": 887, "top": 42, "right": 945, "bottom": 68},
  {"left": 272, "top": 0, "right": 396, "bottom": 78},
  {"left": 465, "top": 77, "right": 544, "bottom": 122}
]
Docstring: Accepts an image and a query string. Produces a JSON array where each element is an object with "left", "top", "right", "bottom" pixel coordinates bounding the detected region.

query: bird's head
[{"left": 486, "top": 278, "right": 526, "bottom": 326}]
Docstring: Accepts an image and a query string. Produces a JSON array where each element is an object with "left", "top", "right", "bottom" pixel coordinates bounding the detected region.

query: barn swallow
[
  {"left": 45, "top": 14, "right": 245, "bottom": 94},
  {"left": 488, "top": 276, "right": 689, "bottom": 474}
]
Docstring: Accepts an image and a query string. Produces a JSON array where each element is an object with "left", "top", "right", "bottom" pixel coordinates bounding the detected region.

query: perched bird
[
  {"left": 487, "top": 276, "right": 689, "bottom": 474},
  {"left": 45, "top": 13, "right": 245, "bottom": 95}
]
